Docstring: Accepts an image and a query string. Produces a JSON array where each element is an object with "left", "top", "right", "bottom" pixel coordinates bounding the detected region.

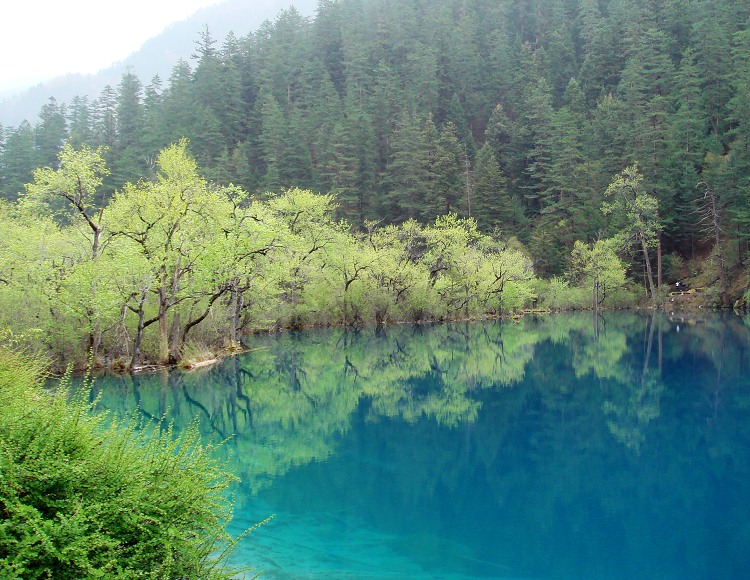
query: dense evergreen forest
[{"left": 1, "top": 0, "right": 749, "bottom": 366}]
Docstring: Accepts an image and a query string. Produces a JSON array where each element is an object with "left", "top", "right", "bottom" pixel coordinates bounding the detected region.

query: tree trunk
[
  {"left": 158, "top": 288, "right": 169, "bottom": 364},
  {"left": 698, "top": 182, "right": 729, "bottom": 307},
  {"left": 657, "top": 233, "right": 662, "bottom": 291},
  {"left": 92, "top": 226, "right": 102, "bottom": 261},
  {"left": 592, "top": 278, "right": 599, "bottom": 314},
  {"left": 229, "top": 279, "right": 241, "bottom": 347},
  {"left": 89, "top": 321, "right": 101, "bottom": 363},
  {"left": 640, "top": 233, "right": 657, "bottom": 307},
  {"left": 131, "top": 289, "right": 148, "bottom": 369},
  {"left": 169, "top": 311, "right": 181, "bottom": 363}
]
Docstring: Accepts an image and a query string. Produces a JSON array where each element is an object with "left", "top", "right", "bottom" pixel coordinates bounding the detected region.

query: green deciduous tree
[
  {"left": 107, "top": 140, "right": 231, "bottom": 365},
  {"left": 571, "top": 237, "right": 626, "bottom": 311},
  {"left": 603, "top": 164, "right": 661, "bottom": 305},
  {"left": 23, "top": 143, "right": 109, "bottom": 259}
]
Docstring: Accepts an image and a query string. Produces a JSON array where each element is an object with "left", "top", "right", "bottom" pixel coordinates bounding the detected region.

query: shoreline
[{"left": 60, "top": 305, "right": 745, "bottom": 376}]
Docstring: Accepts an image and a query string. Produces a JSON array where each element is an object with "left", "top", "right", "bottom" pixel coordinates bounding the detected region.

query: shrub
[
  {"left": 661, "top": 253, "right": 684, "bottom": 283},
  {"left": 0, "top": 350, "right": 242, "bottom": 579},
  {"left": 535, "top": 278, "right": 588, "bottom": 311}
]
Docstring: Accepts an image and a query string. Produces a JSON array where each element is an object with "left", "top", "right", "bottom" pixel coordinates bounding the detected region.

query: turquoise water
[{"left": 84, "top": 312, "right": 750, "bottom": 579}]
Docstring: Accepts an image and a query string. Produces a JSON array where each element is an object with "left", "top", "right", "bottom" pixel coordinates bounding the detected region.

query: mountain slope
[{"left": 0, "top": 0, "right": 317, "bottom": 126}]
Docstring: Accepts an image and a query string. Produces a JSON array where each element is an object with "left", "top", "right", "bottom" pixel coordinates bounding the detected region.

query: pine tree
[
  {"left": 160, "top": 60, "right": 194, "bottom": 146},
  {"left": 283, "top": 107, "right": 314, "bottom": 187},
  {"left": 427, "top": 122, "right": 465, "bottom": 220},
  {"left": 546, "top": 10, "right": 578, "bottom": 104},
  {"left": 368, "top": 61, "right": 403, "bottom": 174},
  {"left": 666, "top": 49, "right": 708, "bottom": 250},
  {"left": 0, "top": 122, "right": 37, "bottom": 200},
  {"left": 616, "top": 28, "right": 676, "bottom": 244},
  {"left": 67, "top": 96, "right": 95, "bottom": 149},
  {"left": 404, "top": 42, "right": 439, "bottom": 116},
  {"left": 484, "top": 103, "right": 526, "bottom": 197},
  {"left": 314, "top": 0, "right": 346, "bottom": 94},
  {"left": 472, "top": 142, "right": 514, "bottom": 232},
  {"left": 577, "top": 0, "right": 603, "bottom": 56},
  {"left": 116, "top": 71, "right": 144, "bottom": 152},
  {"left": 35, "top": 97, "right": 67, "bottom": 168},
  {"left": 112, "top": 70, "right": 146, "bottom": 189},
  {"left": 92, "top": 85, "right": 118, "bottom": 151},
  {"left": 723, "top": 29, "right": 750, "bottom": 250},
  {"left": 257, "top": 88, "right": 287, "bottom": 193},
  {"left": 191, "top": 27, "right": 225, "bottom": 167},
  {"left": 323, "top": 99, "right": 377, "bottom": 226},
  {"left": 693, "top": 5, "right": 734, "bottom": 138},
  {"left": 142, "top": 75, "right": 165, "bottom": 157},
  {"left": 384, "top": 108, "right": 435, "bottom": 222},
  {"left": 579, "top": 17, "right": 625, "bottom": 104},
  {"left": 294, "top": 63, "right": 342, "bottom": 190},
  {"left": 217, "top": 34, "right": 248, "bottom": 147},
  {"left": 523, "top": 77, "right": 556, "bottom": 214}
]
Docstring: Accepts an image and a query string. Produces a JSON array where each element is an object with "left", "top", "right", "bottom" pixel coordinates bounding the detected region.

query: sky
[{"left": 0, "top": 0, "right": 223, "bottom": 94}]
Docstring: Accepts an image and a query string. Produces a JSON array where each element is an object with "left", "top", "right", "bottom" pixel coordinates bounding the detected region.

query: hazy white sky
[{"left": 0, "top": 0, "right": 223, "bottom": 93}]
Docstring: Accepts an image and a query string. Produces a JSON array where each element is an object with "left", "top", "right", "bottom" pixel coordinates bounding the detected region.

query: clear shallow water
[{"left": 81, "top": 312, "right": 750, "bottom": 579}]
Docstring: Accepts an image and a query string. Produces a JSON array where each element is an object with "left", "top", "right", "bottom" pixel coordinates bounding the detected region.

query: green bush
[
  {"left": 535, "top": 278, "right": 589, "bottom": 311},
  {"left": 661, "top": 253, "right": 684, "bottom": 283},
  {"left": 0, "top": 350, "right": 242, "bottom": 579}
]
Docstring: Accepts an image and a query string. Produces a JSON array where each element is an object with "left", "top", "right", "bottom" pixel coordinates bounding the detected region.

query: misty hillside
[
  {"left": 0, "top": 0, "right": 317, "bottom": 126},
  {"left": 1, "top": 0, "right": 749, "bottom": 292}
]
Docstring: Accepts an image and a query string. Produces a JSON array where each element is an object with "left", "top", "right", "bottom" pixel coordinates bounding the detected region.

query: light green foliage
[
  {"left": 363, "top": 221, "right": 434, "bottom": 322},
  {"left": 384, "top": 214, "right": 539, "bottom": 319},
  {"left": 422, "top": 214, "right": 483, "bottom": 316},
  {"left": 16, "top": 144, "right": 119, "bottom": 363},
  {"left": 602, "top": 164, "right": 660, "bottom": 302},
  {"left": 602, "top": 166, "right": 659, "bottom": 244},
  {"left": 603, "top": 370, "right": 664, "bottom": 452},
  {"left": 125, "top": 320, "right": 552, "bottom": 493},
  {"left": 213, "top": 189, "right": 283, "bottom": 339},
  {"left": 0, "top": 143, "right": 635, "bottom": 368},
  {"left": 22, "top": 143, "right": 108, "bottom": 258},
  {"left": 265, "top": 188, "right": 343, "bottom": 327},
  {"left": 535, "top": 277, "right": 589, "bottom": 311},
  {"left": 107, "top": 140, "right": 233, "bottom": 363},
  {"left": 572, "top": 319, "right": 630, "bottom": 381},
  {"left": 0, "top": 203, "right": 70, "bottom": 355},
  {"left": 0, "top": 350, "right": 241, "bottom": 578},
  {"left": 483, "top": 243, "right": 537, "bottom": 314},
  {"left": 571, "top": 237, "right": 626, "bottom": 309}
]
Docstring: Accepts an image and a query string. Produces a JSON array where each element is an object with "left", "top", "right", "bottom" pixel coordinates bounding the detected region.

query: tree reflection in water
[{"left": 79, "top": 312, "right": 750, "bottom": 578}]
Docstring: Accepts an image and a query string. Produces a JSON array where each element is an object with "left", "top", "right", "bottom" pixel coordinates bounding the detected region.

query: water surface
[{"left": 84, "top": 312, "right": 750, "bottom": 579}]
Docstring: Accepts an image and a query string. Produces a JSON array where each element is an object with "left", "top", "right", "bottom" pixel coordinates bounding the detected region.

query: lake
[{"left": 81, "top": 312, "right": 750, "bottom": 579}]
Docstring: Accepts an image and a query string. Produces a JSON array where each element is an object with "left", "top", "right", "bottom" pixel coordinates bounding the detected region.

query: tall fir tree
[
  {"left": 35, "top": 97, "right": 67, "bottom": 169},
  {"left": 472, "top": 142, "right": 514, "bottom": 233},
  {"left": 67, "top": 96, "right": 95, "bottom": 149},
  {"left": 384, "top": 108, "right": 435, "bottom": 222},
  {"left": 0, "top": 122, "right": 37, "bottom": 200},
  {"left": 427, "top": 122, "right": 465, "bottom": 220}
]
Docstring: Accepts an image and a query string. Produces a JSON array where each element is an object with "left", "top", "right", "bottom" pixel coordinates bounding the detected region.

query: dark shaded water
[{"left": 82, "top": 312, "right": 750, "bottom": 579}]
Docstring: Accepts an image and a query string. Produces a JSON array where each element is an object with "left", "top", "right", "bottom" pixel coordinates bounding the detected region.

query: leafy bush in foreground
[{"left": 0, "top": 349, "right": 240, "bottom": 579}]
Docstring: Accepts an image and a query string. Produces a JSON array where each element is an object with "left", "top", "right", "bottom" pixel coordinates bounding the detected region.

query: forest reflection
[{"left": 86, "top": 311, "right": 750, "bottom": 497}]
